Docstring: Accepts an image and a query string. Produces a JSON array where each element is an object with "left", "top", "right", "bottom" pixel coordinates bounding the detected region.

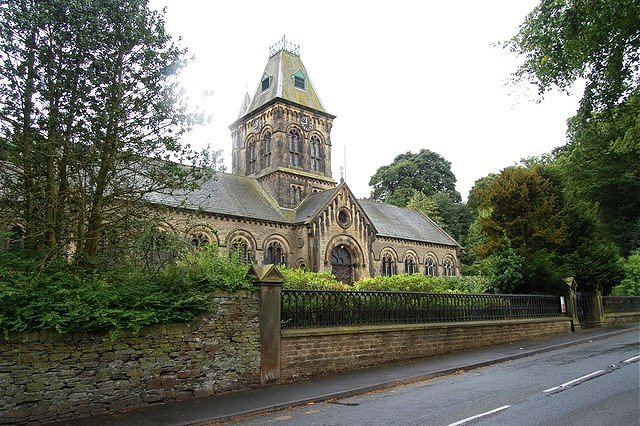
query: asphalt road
[{"left": 228, "top": 331, "right": 640, "bottom": 426}]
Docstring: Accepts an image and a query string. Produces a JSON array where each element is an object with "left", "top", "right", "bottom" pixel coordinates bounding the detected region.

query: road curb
[{"left": 192, "top": 326, "right": 639, "bottom": 425}]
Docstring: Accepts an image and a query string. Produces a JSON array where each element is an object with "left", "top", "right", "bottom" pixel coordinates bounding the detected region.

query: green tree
[
  {"left": 507, "top": 0, "right": 640, "bottom": 261},
  {"left": 611, "top": 252, "right": 640, "bottom": 295},
  {"left": 472, "top": 166, "right": 567, "bottom": 293},
  {"left": 471, "top": 160, "right": 624, "bottom": 293},
  {"left": 430, "top": 193, "right": 474, "bottom": 246},
  {"left": 467, "top": 174, "right": 497, "bottom": 212},
  {"left": 506, "top": 0, "right": 639, "bottom": 116},
  {"left": 485, "top": 238, "right": 524, "bottom": 294},
  {"left": 406, "top": 191, "right": 444, "bottom": 227},
  {"left": 0, "top": 0, "right": 216, "bottom": 265},
  {"left": 369, "top": 149, "right": 460, "bottom": 207},
  {"left": 558, "top": 200, "right": 623, "bottom": 293},
  {"left": 563, "top": 90, "right": 640, "bottom": 255}
]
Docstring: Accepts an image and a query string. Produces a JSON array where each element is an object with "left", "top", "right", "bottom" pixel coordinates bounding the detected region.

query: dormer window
[
  {"left": 293, "top": 70, "right": 305, "bottom": 90},
  {"left": 261, "top": 73, "right": 270, "bottom": 91}
]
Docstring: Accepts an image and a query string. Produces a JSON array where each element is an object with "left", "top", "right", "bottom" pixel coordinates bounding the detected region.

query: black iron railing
[
  {"left": 602, "top": 296, "right": 640, "bottom": 314},
  {"left": 281, "top": 290, "right": 562, "bottom": 328}
]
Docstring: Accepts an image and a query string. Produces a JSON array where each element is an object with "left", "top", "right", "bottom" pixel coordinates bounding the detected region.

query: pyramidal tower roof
[{"left": 239, "top": 36, "right": 329, "bottom": 119}]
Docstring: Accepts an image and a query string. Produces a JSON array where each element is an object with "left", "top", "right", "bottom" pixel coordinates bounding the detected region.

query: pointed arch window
[
  {"left": 265, "top": 240, "right": 286, "bottom": 265},
  {"left": 293, "top": 70, "right": 305, "bottom": 90},
  {"left": 404, "top": 255, "right": 417, "bottom": 274},
  {"left": 290, "top": 185, "right": 303, "bottom": 206},
  {"left": 443, "top": 258, "right": 455, "bottom": 277},
  {"left": 310, "top": 135, "right": 322, "bottom": 172},
  {"left": 246, "top": 141, "right": 257, "bottom": 174},
  {"left": 288, "top": 129, "right": 301, "bottom": 167},
  {"left": 230, "top": 237, "right": 253, "bottom": 265},
  {"left": 381, "top": 253, "right": 395, "bottom": 276},
  {"left": 425, "top": 256, "right": 437, "bottom": 276},
  {"left": 263, "top": 131, "right": 272, "bottom": 167},
  {"left": 190, "top": 232, "right": 210, "bottom": 250}
]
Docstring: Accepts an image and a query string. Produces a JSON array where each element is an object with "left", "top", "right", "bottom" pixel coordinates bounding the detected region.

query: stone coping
[
  {"left": 604, "top": 311, "right": 640, "bottom": 317},
  {"left": 281, "top": 317, "right": 571, "bottom": 338}
]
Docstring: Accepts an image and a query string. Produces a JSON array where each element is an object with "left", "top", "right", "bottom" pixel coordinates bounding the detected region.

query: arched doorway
[{"left": 331, "top": 244, "right": 354, "bottom": 284}]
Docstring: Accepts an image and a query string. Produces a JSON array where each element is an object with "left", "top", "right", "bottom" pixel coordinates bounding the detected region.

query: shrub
[
  {"left": 354, "top": 274, "right": 488, "bottom": 294},
  {"left": 280, "top": 266, "right": 347, "bottom": 290},
  {"left": 279, "top": 267, "right": 489, "bottom": 294},
  {"left": 179, "top": 243, "right": 254, "bottom": 293},
  {"left": 611, "top": 252, "right": 640, "bottom": 296},
  {"left": 0, "top": 244, "right": 254, "bottom": 336},
  {"left": 354, "top": 274, "right": 450, "bottom": 293}
]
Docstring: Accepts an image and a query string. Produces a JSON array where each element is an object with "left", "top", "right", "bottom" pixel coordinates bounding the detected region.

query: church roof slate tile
[
  {"left": 150, "top": 173, "right": 459, "bottom": 248},
  {"left": 359, "top": 200, "right": 460, "bottom": 247},
  {"left": 148, "top": 173, "right": 288, "bottom": 223},
  {"left": 293, "top": 186, "right": 340, "bottom": 224}
]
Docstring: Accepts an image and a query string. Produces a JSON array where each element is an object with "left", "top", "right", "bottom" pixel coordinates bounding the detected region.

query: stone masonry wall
[
  {"left": 604, "top": 312, "right": 640, "bottom": 325},
  {"left": 0, "top": 292, "right": 260, "bottom": 425},
  {"left": 281, "top": 318, "right": 571, "bottom": 381}
]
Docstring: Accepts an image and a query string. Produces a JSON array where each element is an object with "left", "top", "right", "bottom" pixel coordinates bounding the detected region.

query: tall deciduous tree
[
  {"left": 0, "top": 0, "right": 215, "bottom": 265},
  {"left": 564, "top": 90, "right": 640, "bottom": 255},
  {"left": 406, "top": 191, "right": 444, "bottom": 228},
  {"left": 507, "top": 0, "right": 639, "bottom": 264},
  {"left": 506, "top": 0, "right": 639, "bottom": 117},
  {"left": 369, "top": 149, "right": 460, "bottom": 207}
]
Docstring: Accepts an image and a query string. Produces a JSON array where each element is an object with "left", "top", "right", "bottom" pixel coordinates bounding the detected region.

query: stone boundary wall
[
  {"left": 604, "top": 312, "right": 640, "bottom": 325},
  {"left": 281, "top": 317, "right": 571, "bottom": 381},
  {"left": 0, "top": 292, "right": 260, "bottom": 425}
]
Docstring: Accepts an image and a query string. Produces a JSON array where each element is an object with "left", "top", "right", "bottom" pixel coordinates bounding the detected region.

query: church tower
[{"left": 229, "top": 37, "right": 337, "bottom": 209}]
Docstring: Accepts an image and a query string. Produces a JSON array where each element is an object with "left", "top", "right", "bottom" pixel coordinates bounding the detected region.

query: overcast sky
[{"left": 150, "top": 0, "right": 582, "bottom": 200}]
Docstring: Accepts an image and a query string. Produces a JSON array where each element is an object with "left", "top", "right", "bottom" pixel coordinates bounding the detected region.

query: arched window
[
  {"left": 404, "top": 255, "right": 417, "bottom": 274},
  {"left": 331, "top": 244, "right": 353, "bottom": 284},
  {"left": 189, "top": 232, "right": 210, "bottom": 249},
  {"left": 425, "top": 256, "right": 437, "bottom": 276},
  {"left": 246, "top": 141, "right": 256, "bottom": 174},
  {"left": 310, "top": 135, "right": 322, "bottom": 172},
  {"left": 230, "top": 237, "right": 253, "bottom": 264},
  {"left": 443, "top": 258, "right": 455, "bottom": 277},
  {"left": 263, "top": 131, "right": 272, "bottom": 167},
  {"left": 290, "top": 185, "right": 303, "bottom": 206},
  {"left": 265, "top": 240, "right": 286, "bottom": 265},
  {"left": 381, "top": 253, "right": 395, "bottom": 276},
  {"left": 288, "top": 129, "right": 301, "bottom": 167}
]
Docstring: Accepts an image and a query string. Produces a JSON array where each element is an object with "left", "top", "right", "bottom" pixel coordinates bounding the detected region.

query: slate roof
[
  {"left": 293, "top": 186, "right": 340, "bottom": 223},
  {"left": 241, "top": 48, "right": 327, "bottom": 118},
  {"left": 148, "top": 172, "right": 458, "bottom": 248},
  {"left": 147, "top": 173, "right": 288, "bottom": 223},
  {"left": 360, "top": 200, "right": 460, "bottom": 247}
]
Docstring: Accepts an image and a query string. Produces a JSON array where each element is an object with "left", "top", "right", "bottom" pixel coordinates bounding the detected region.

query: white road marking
[
  {"left": 446, "top": 405, "right": 511, "bottom": 426},
  {"left": 543, "top": 370, "right": 606, "bottom": 393},
  {"left": 622, "top": 354, "right": 640, "bottom": 363}
]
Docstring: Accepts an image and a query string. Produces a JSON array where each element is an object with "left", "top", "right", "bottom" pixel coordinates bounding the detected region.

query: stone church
[{"left": 157, "top": 39, "right": 461, "bottom": 283}]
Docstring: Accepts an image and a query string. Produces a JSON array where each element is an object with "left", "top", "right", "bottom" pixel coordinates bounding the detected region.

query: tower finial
[{"left": 269, "top": 35, "right": 300, "bottom": 57}]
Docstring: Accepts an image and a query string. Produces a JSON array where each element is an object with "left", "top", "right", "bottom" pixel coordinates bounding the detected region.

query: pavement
[{"left": 58, "top": 323, "right": 640, "bottom": 426}]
